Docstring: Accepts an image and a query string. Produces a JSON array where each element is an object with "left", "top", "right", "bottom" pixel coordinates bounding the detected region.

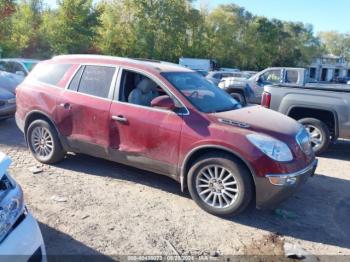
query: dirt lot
[{"left": 0, "top": 118, "right": 350, "bottom": 260}]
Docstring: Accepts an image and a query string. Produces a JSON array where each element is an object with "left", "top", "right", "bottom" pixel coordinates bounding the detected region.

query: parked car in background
[
  {"left": 179, "top": 57, "right": 218, "bottom": 72},
  {"left": 206, "top": 70, "right": 241, "bottom": 86},
  {"left": 0, "top": 87, "right": 16, "bottom": 120},
  {"left": 221, "top": 71, "right": 256, "bottom": 82},
  {"left": 219, "top": 67, "right": 350, "bottom": 106},
  {"left": 16, "top": 55, "right": 317, "bottom": 216},
  {"left": 335, "top": 76, "right": 350, "bottom": 84},
  {"left": 0, "top": 70, "right": 23, "bottom": 94},
  {"left": 194, "top": 69, "right": 208, "bottom": 77},
  {"left": 0, "top": 152, "right": 46, "bottom": 261},
  {"left": 262, "top": 83, "right": 350, "bottom": 154},
  {"left": 220, "top": 67, "right": 240, "bottom": 72},
  {"left": 218, "top": 67, "right": 307, "bottom": 105},
  {"left": 0, "top": 58, "right": 39, "bottom": 77}
]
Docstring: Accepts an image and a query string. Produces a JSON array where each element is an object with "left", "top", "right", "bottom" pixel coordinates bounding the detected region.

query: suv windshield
[{"left": 162, "top": 72, "right": 241, "bottom": 113}]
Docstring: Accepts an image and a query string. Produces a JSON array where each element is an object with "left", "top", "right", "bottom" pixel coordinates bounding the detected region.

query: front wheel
[
  {"left": 187, "top": 153, "right": 253, "bottom": 216},
  {"left": 27, "top": 119, "right": 66, "bottom": 164},
  {"left": 298, "top": 118, "right": 330, "bottom": 155}
]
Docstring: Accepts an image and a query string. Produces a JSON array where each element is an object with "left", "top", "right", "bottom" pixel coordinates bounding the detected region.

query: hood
[
  {"left": 210, "top": 105, "right": 301, "bottom": 139},
  {"left": 0, "top": 152, "right": 11, "bottom": 178}
]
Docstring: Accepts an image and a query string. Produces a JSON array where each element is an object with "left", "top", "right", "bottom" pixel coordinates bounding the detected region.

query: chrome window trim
[{"left": 113, "top": 66, "right": 190, "bottom": 116}]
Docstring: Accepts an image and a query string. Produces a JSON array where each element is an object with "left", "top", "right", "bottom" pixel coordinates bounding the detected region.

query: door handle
[
  {"left": 59, "top": 103, "right": 71, "bottom": 110},
  {"left": 112, "top": 115, "right": 128, "bottom": 123}
]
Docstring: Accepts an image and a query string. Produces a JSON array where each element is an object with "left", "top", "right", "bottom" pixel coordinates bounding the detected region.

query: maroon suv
[{"left": 15, "top": 55, "right": 317, "bottom": 216}]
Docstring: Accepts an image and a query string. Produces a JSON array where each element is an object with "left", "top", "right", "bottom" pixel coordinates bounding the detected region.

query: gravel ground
[{"left": 0, "top": 118, "right": 349, "bottom": 261}]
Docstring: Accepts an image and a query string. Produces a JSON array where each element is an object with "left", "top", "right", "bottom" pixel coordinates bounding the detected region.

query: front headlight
[
  {"left": 0, "top": 175, "right": 24, "bottom": 243},
  {"left": 247, "top": 134, "right": 293, "bottom": 162},
  {"left": 296, "top": 128, "right": 312, "bottom": 155}
]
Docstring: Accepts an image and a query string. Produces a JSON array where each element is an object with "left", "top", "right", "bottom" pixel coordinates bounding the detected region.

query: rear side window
[
  {"left": 31, "top": 63, "right": 71, "bottom": 86},
  {"left": 75, "top": 65, "right": 116, "bottom": 99},
  {"left": 68, "top": 66, "right": 84, "bottom": 91},
  {"left": 285, "top": 70, "right": 298, "bottom": 84}
]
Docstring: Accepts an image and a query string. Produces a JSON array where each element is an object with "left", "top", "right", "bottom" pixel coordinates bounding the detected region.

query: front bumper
[
  {"left": 255, "top": 159, "right": 318, "bottom": 209},
  {"left": 0, "top": 211, "right": 46, "bottom": 262}
]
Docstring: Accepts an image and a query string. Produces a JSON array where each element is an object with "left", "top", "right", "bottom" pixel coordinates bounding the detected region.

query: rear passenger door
[{"left": 56, "top": 65, "right": 118, "bottom": 156}]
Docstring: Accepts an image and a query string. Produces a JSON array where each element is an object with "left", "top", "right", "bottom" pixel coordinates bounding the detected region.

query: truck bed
[{"left": 274, "top": 83, "right": 350, "bottom": 93}]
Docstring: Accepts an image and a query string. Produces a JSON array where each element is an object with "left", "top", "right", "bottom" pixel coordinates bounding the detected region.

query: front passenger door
[{"left": 108, "top": 69, "right": 184, "bottom": 178}]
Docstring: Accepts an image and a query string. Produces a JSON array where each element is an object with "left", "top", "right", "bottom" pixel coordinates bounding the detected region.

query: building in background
[{"left": 309, "top": 55, "right": 350, "bottom": 82}]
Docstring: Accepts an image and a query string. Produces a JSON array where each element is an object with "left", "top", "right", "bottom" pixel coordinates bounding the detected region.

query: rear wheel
[
  {"left": 27, "top": 119, "right": 65, "bottom": 164},
  {"left": 298, "top": 118, "right": 330, "bottom": 155},
  {"left": 187, "top": 153, "right": 253, "bottom": 216}
]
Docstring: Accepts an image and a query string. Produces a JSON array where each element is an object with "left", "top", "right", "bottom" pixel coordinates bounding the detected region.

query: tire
[
  {"left": 187, "top": 153, "right": 253, "bottom": 216},
  {"left": 27, "top": 119, "right": 66, "bottom": 164},
  {"left": 298, "top": 118, "right": 331, "bottom": 155},
  {"left": 230, "top": 92, "right": 246, "bottom": 106}
]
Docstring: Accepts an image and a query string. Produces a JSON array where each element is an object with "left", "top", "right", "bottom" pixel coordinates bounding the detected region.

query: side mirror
[
  {"left": 151, "top": 95, "right": 176, "bottom": 111},
  {"left": 15, "top": 71, "right": 25, "bottom": 77},
  {"left": 256, "top": 75, "right": 262, "bottom": 83}
]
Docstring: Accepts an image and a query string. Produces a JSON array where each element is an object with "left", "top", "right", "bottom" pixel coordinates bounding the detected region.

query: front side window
[
  {"left": 260, "top": 70, "right": 282, "bottom": 84},
  {"left": 213, "top": 73, "right": 221, "bottom": 79},
  {"left": 30, "top": 63, "right": 71, "bottom": 86},
  {"left": 161, "top": 72, "right": 241, "bottom": 113},
  {"left": 221, "top": 73, "right": 233, "bottom": 78},
  {"left": 285, "top": 70, "right": 298, "bottom": 84},
  {"left": 119, "top": 69, "right": 181, "bottom": 109}
]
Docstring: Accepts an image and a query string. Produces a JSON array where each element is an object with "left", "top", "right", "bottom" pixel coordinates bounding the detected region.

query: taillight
[{"left": 261, "top": 91, "right": 271, "bottom": 108}]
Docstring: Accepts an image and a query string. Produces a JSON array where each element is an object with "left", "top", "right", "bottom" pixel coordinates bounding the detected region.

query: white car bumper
[{"left": 0, "top": 211, "right": 46, "bottom": 262}]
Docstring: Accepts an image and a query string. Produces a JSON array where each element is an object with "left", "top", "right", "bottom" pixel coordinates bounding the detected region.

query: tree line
[{"left": 1, "top": 0, "right": 349, "bottom": 70}]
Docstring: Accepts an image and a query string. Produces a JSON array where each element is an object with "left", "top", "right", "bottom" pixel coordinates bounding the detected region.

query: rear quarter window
[{"left": 30, "top": 63, "right": 71, "bottom": 86}]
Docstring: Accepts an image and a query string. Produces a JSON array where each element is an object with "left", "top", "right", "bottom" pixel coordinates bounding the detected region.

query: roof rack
[{"left": 131, "top": 58, "right": 162, "bottom": 63}]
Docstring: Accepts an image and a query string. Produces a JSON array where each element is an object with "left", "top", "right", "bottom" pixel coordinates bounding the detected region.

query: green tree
[
  {"left": 0, "top": 0, "right": 16, "bottom": 57},
  {"left": 9, "top": 0, "right": 44, "bottom": 57},
  {"left": 41, "top": 0, "right": 97, "bottom": 55},
  {"left": 95, "top": 0, "right": 137, "bottom": 56},
  {"left": 318, "top": 31, "right": 350, "bottom": 59},
  {"left": 205, "top": 4, "right": 253, "bottom": 68}
]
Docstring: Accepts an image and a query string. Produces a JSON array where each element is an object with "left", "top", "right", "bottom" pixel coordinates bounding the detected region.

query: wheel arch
[
  {"left": 180, "top": 145, "right": 257, "bottom": 192},
  {"left": 286, "top": 106, "right": 339, "bottom": 139},
  {"left": 23, "top": 110, "right": 68, "bottom": 149}
]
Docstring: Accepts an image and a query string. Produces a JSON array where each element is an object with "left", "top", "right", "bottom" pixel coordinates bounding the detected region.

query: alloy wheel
[
  {"left": 195, "top": 164, "right": 239, "bottom": 209},
  {"left": 304, "top": 124, "right": 323, "bottom": 151},
  {"left": 30, "top": 126, "right": 54, "bottom": 158}
]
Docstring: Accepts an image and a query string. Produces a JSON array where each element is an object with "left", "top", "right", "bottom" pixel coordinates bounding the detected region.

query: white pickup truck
[{"left": 219, "top": 67, "right": 312, "bottom": 105}]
